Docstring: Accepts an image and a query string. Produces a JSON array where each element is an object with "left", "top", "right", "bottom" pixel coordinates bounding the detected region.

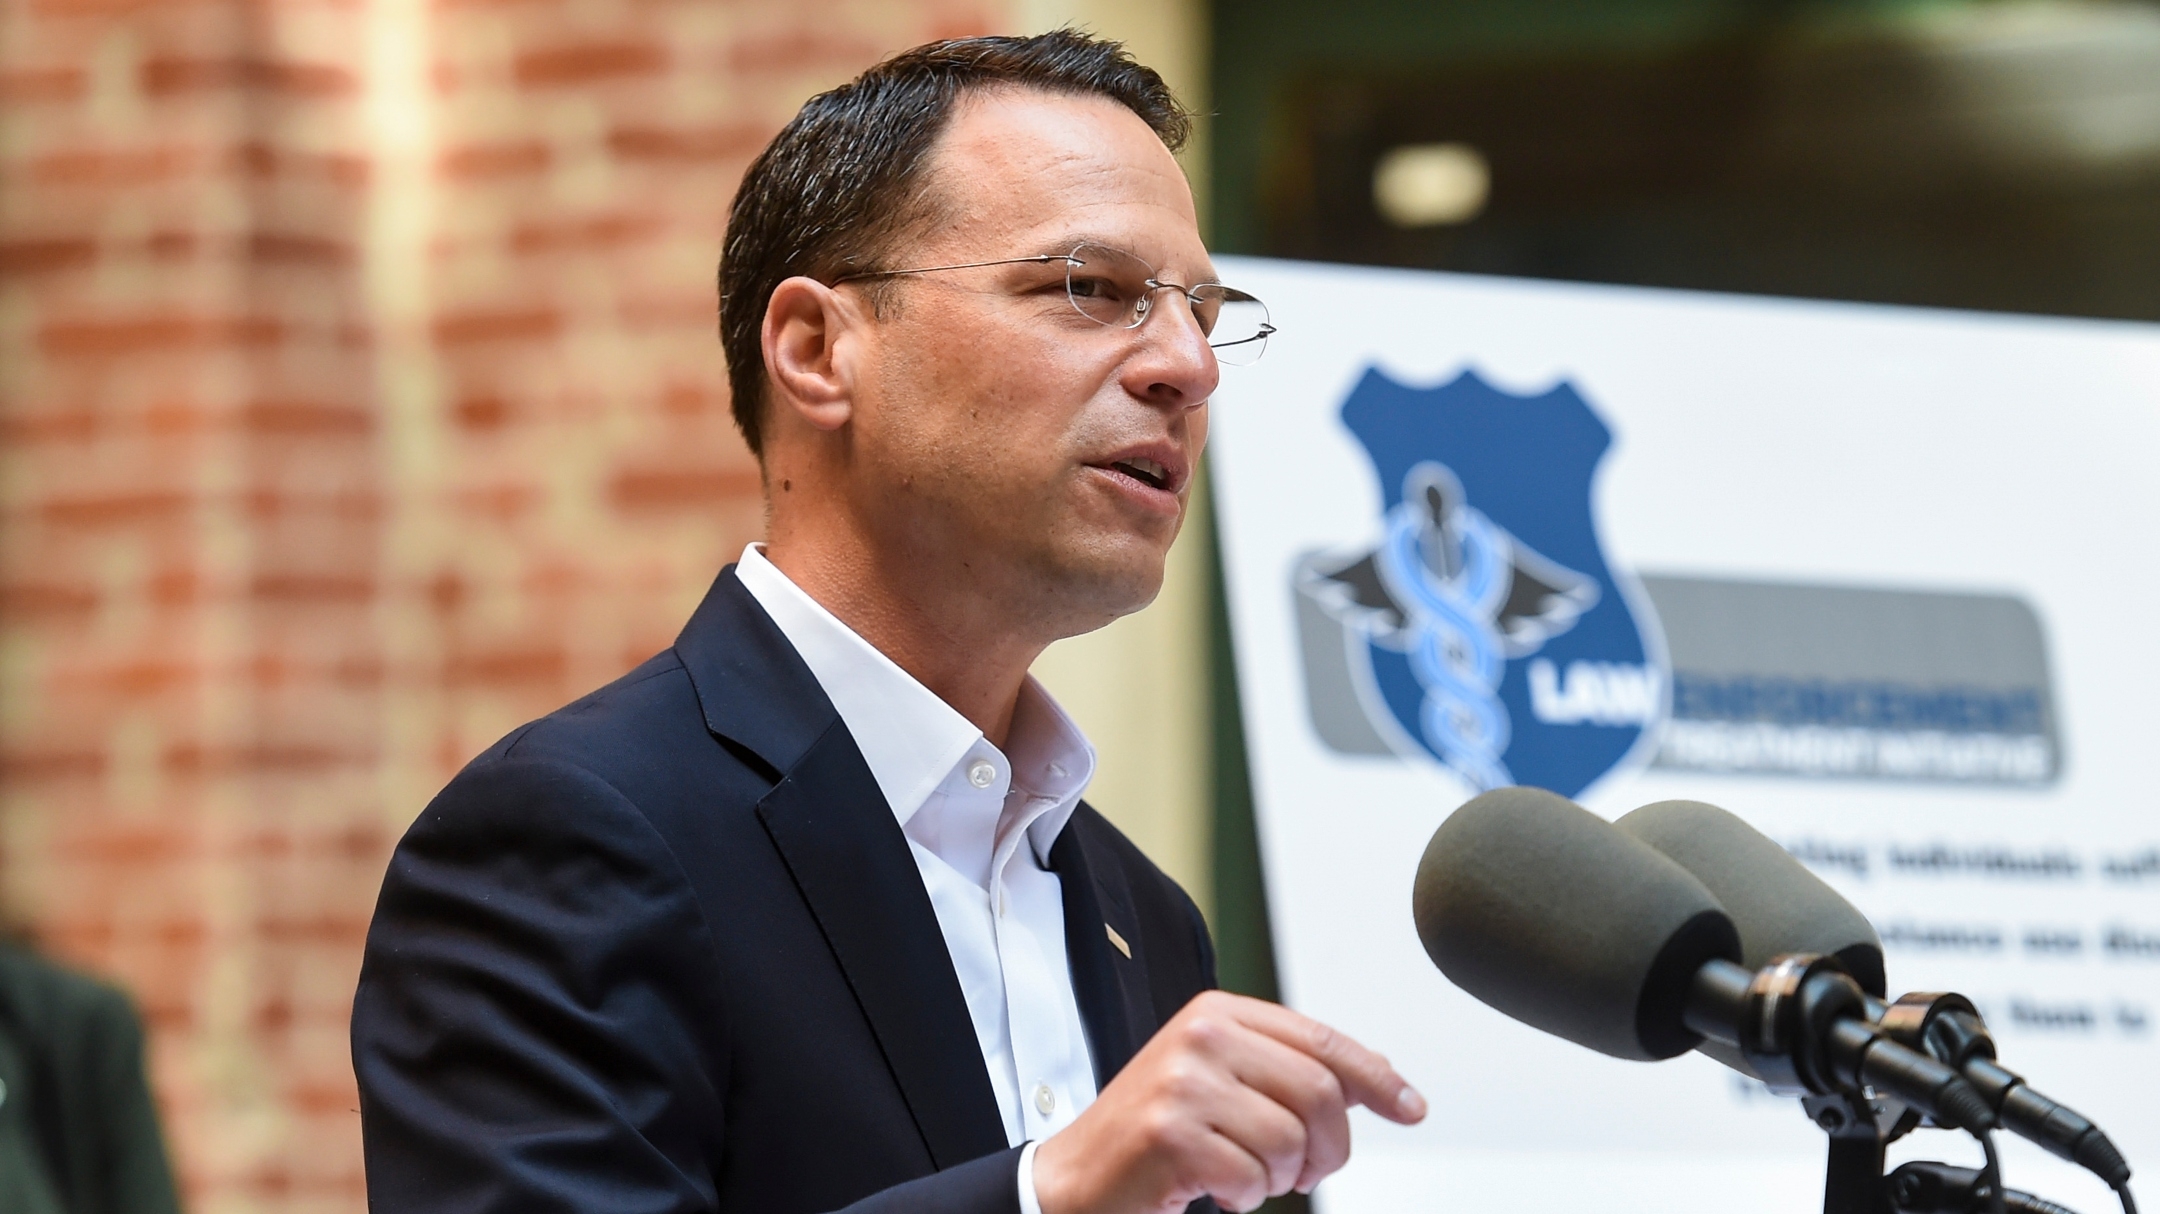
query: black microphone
[
  {"left": 1619, "top": 799, "right": 1887, "bottom": 1085},
  {"left": 1412, "top": 787, "right": 1994, "bottom": 1133},
  {"left": 1617, "top": 800, "right": 1884, "bottom": 996},
  {"left": 1617, "top": 800, "right": 2131, "bottom": 1193}
]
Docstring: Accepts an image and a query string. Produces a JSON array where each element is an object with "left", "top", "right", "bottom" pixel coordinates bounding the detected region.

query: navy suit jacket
[{"left": 352, "top": 566, "right": 1219, "bottom": 1212}]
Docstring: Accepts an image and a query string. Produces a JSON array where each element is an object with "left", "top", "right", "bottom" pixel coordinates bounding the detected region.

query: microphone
[
  {"left": 1617, "top": 800, "right": 2132, "bottom": 1193},
  {"left": 1412, "top": 787, "right": 1994, "bottom": 1133},
  {"left": 1617, "top": 800, "right": 1884, "bottom": 996},
  {"left": 1411, "top": 784, "right": 1737, "bottom": 1061}
]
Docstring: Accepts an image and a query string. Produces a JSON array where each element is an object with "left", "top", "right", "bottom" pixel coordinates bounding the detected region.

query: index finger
[{"left": 1227, "top": 997, "right": 1427, "bottom": 1125}]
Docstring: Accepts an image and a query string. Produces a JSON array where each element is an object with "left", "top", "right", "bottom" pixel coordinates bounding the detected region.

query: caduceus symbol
[{"left": 1369, "top": 463, "right": 1599, "bottom": 791}]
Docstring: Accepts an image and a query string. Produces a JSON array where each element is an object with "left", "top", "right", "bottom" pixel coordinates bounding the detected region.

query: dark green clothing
[{"left": 0, "top": 944, "right": 182, "bottom": 1214}]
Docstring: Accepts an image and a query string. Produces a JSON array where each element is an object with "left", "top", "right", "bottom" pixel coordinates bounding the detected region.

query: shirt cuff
[{"left": 1016, "top": 1139, "right": 1044, "bottom": 1214}]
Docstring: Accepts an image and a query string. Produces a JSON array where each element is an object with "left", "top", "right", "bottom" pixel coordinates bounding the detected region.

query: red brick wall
[{"left": 0, "top": 0, "right": 1007, "bottom": 1207}]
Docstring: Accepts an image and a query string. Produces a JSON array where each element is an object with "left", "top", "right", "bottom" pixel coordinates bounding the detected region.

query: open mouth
[{"left": 1105, "top": 457, "right": 1172, "bottom": 491}]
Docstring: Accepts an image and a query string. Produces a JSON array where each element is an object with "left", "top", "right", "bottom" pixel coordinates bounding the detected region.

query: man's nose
[{"left": 1122, "top": 289, "right": 1220, "bottom": 409}]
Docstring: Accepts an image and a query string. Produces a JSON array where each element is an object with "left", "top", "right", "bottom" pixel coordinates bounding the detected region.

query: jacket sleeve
[
  {"left": 353, "top": 755, "right": 732, "bottom": 1211},
  {"left": 352, "top": 755, "right": 1024, "bottom": 1214}
]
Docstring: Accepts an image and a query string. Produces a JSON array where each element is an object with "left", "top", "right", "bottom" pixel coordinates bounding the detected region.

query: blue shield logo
[{"left": 1293, "top": 367, "right": 1667, "bottom": 798}]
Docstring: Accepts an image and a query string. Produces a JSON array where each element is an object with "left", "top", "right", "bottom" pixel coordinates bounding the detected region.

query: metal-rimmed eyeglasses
[{"left": 830, "top": 242, "right": 1275, "bottom": 366}]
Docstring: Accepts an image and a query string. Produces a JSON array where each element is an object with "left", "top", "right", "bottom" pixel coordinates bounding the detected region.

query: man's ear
[{"left": 761, "top": 276, "right": 862, "bottom": 432}]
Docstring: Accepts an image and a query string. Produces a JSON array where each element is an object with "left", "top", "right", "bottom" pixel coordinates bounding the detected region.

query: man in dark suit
[{"left": 351, "top": 30, "right": 1425, "bottom": 1214}]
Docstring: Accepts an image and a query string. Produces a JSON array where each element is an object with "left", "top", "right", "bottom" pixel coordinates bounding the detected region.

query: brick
[
  {"left": 426, "top": 571, "right": 466, "bottom": 613},
  {"left": 927, "top": 11, "right": 1000, "bottom": 40},
  {"left": 0, "top": 67, "right": 87, "bottom": 102},
  {"left": 240, "top": 400, "right": 372, "bottom": 435},
  {"left": 29, "top": 0, "right": 196, "bottom": 16},
  {"left": 145, "top": 231, "right": 200, "bottom": 260},
  {"left": 230, "top": 141, "right": 371, "bottom": 186},
  {"left": 432, "top": 308, "right": 561, "bottom": 345},
  {"left": 520, "top": 561, "right": 580, "bottom": 598},
  {"left": 248, "top": 574, "right": 376, "bottom": 603},
  {"left": 660, "top": 383, "right": 716, "bottom": 415},
  {"left": 0, "top": 748, "right": 106, "bottom": 781},
  {"left": 255, "top": 995, "right": 295, "bottom": 1033},
  {"left": 0, "top": 409, "right": 100, "bottom": 442},
  {"left": 444, "top": 645, "right": 568, "bottom": 687},
  {"left": 147, "top": 568, "right": 200, "bottom": 606},
  {"left": 725, "top": 29, "right": 884, "bottom": 76},
  {"left": 41, "top": 491, "right": 192, "bottom": 528},
  {"left": 257, "top": 915, "right": 369, "bottom": 945},
  {"left": 452, "top": 484, "right": 544, "bottom": 520},
  {"left": 0, "top": 581, "right": 101, "bottom": 618},
  {"left": 143, "top": 400, "right": 212, "bottom": 435},
  {"left": 39, "top": 315, "right": 283, "bottom": 358},
  {"left": 322, "top": 823, "right": 388, "bottom": 861},
  {"left": 240, "top": 490, "right": 383, "bottom": 520},
  {"left": 607, "top": 123, "right": 769, "bottom": 163},
  {"left": 248, "top": 233, "right": 356, "bottom": 264},
  {"left": 58, "top": 827, "right": 192, "bottom": 865},
  {"left": 138, "top": 993, "right": 194, "bottom": 1034},
  {"left": 512, "top": 42, "right": 666, "bottom": 87},
  {"left": 608, "top": 463, "right": 763, "bottom": 511},
  {"left": 438, "top": 140, "right": 550, "bottom": 178},
  {"left": 245, "top": 654, "right": 293, "bottom": 688},
  {"left": 153, "top": 918, "right": 208, "bottom": 949},
  {"left": 0, "top": 238, "right": 97, "bottom": 275},
  {"left": 42, "top": 918, "right": 116, "bottom": 959},
  {"left": 32, "top": 146, "right": 199, "bottom": 186},
  {"left": 141, "top": 57, "right": 359, "bottom": 98},
  {"left": 453, "top": 394, "right": 510, "bottom": 430},
  {"left": 620, "top": 293, "right": 716, "bottom": 329},
  {"left": 287, "top": 1078, "right": 362, "bottom": 1112},
  {"left": 510, "top": 213, "right": 661, "bottom": 254},
  {"left": 98, "top": 658, "right": 199, "bottom": 694},
  {"left": 163, "top": 744, "right": 371, "bottom": 775},
  {"left": 331, "top": 656, "right": 386, "bottom": 687}
]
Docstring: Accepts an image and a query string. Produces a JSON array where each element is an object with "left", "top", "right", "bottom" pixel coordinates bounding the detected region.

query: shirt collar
[
  {"left": 733, "top": 544, "right": 1094, "bottom": 860},
  {"left": 1004, "top": 677, "right": 1094, "bottom": 866}
]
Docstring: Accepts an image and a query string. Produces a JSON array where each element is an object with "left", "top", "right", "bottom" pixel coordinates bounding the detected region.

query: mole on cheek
[{"left": 782, "top": 479, "right": 791, "bottom": 491}]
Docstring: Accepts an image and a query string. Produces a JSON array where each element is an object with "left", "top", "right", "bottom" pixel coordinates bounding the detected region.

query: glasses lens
[
  {"left": 1064, "top": 244, "right": 1154, "bottom": 328},
  {"left": 1194, "top": 286, "right": 1272, "bottom": 366}
]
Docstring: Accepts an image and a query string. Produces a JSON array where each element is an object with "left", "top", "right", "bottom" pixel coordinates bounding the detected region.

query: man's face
[{"left": 839, "top": 87, "right": 1218, "bottom": 635}]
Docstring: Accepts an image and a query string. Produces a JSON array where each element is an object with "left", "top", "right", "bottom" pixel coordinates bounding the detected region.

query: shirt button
[
  {"left": 967, "top": 759, "right": 996, "bottom": 788},
  {"left": 1033, "top": 1083, "right": 1056, "bottom": 1116}
]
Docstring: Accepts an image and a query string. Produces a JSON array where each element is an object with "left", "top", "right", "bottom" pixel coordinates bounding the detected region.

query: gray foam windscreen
[
  {"left": 1412, "top": 786, "right": 1741, "bottom": 1061},
  {"left": 1615, "top": 800, "right": 1885, "bottom": 997}
]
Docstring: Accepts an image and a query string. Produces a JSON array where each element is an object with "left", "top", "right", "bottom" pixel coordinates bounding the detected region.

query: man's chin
[{"left": 1029, "top": 542, "right": 1170, "bottom": 635}]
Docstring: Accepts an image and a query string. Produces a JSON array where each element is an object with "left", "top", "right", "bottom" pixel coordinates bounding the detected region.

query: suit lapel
[
  {"left": 1051, "top": 809, "right": 1159, "bottom": 1087},
  {"left": 756, "top": 721, "right": 1011, "bottom": 1169},
  {"left": 679, "top": 569, "right": 1009, "bottom": 1169}
]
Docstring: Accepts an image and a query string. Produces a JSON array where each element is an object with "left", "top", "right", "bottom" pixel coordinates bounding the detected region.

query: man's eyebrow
[{"left": 1038, "top": 234, "right": 1221, "bottom": 282}]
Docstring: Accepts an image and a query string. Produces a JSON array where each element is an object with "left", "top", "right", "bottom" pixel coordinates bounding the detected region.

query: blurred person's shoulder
[{"left": 0, "top": 939, "right": 146, "bottom": 1057}]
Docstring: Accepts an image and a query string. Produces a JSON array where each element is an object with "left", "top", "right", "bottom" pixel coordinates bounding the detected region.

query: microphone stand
[
  {"left": 1806, "top": 1090, "right": 1901, "bottom": 1214},
  {"left": 1805, "top": 1093, "right": 2072, "bottom": 1214}
]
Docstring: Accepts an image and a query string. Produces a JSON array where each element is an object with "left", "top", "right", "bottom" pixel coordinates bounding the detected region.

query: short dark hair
[{"left": 717, "top": 30, "right": 1191, "bottom": 458}]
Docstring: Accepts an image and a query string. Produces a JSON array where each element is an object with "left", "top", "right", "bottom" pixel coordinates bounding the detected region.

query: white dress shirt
[{"left": 734, "top": 545, "right": 1097, "bottom": 1214}]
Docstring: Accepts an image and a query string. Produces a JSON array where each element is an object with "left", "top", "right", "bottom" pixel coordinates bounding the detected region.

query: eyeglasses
[{"left": 830, "top": 243, "right": 1275, "bottom": 365}]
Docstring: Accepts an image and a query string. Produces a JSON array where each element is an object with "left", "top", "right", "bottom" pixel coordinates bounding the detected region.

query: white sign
[{"left": 1209, "top": 256, "right": 2160, "bottom": 1214}]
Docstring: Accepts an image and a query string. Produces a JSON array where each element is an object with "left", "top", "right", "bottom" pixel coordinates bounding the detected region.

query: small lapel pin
[{"left": 1105, "top": 923, "right": 1132, "bottom": 959}]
